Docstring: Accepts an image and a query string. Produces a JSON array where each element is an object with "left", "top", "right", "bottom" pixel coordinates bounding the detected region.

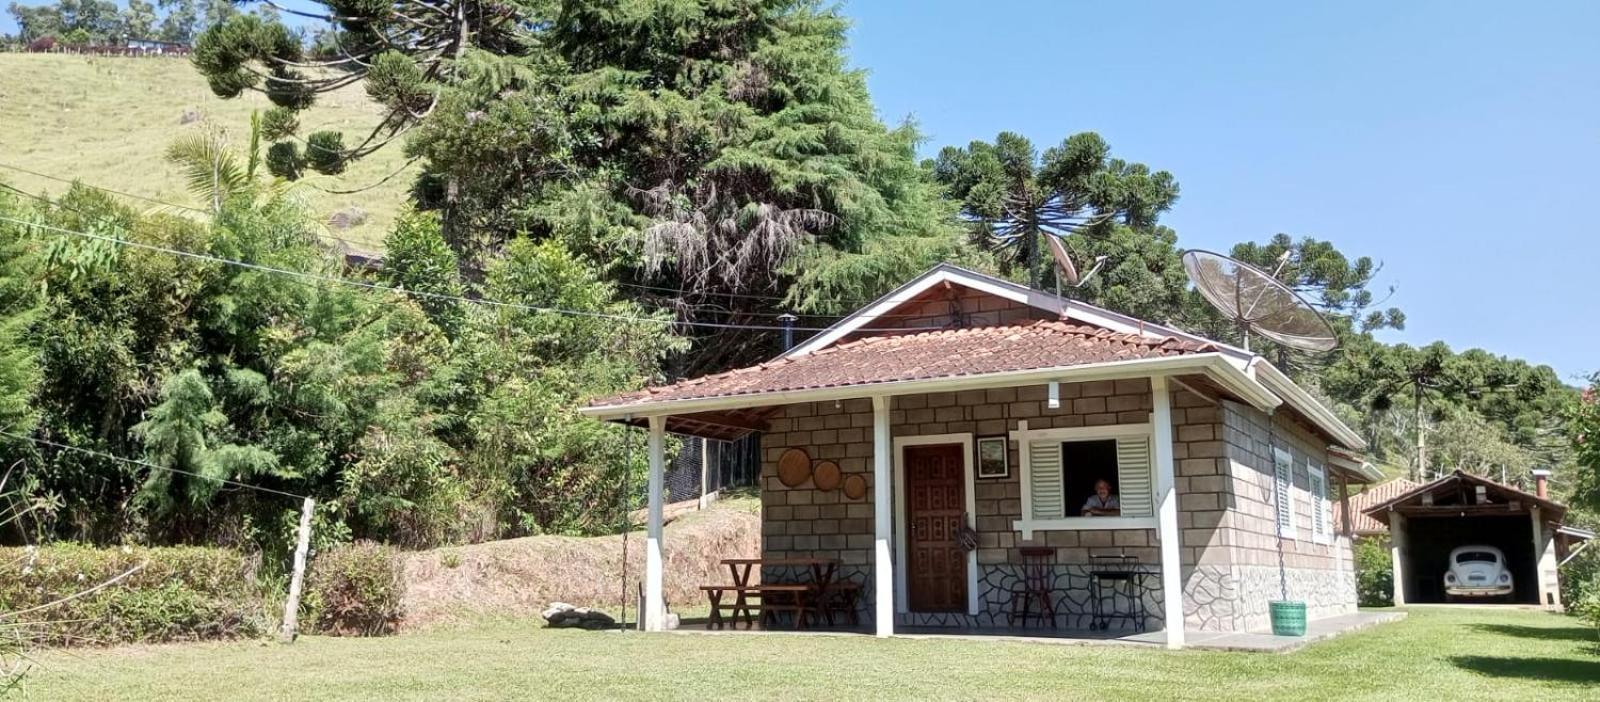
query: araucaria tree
[
  {"left": 191, "top": 0, "right": 969, "bottom": 373},
  {"left": 932, "top": 131, "right": 1179, "bottom": 288}
]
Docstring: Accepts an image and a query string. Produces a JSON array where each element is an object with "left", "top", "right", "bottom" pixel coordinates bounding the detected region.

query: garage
[{"left": 1362, "top": 470, "right": 1568, "bottom": 607}]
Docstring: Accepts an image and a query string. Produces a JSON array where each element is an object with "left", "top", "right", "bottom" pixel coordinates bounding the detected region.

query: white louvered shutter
[
  {"left": 1273, "top": 447, "right": 1294, "bottom": 537},
  {"left": 1309, "top": 463, "right": 1328, "bottom": 541},
  {"left": 1115, "top": 437, "right": 1154, "bottom": 517},
  {"left": 1029, "top": 440, "right": 1063, "bottom": 519}
]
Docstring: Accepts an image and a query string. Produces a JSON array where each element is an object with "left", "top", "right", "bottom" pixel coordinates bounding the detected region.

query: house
[
  {"left": 1360, "top": 469, "right": 1593, "bottom": 606},
  {"left": 580, "top": 263, "right": 1383, "bottom": 648}
]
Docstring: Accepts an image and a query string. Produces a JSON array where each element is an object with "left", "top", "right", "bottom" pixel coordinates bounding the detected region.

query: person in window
[{"left": 1081, "top": 479, "right": 1121, "bottom": 516}]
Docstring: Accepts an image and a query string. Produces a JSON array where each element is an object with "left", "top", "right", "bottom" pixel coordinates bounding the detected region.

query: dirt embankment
[{"left": 399, "top": 498, "right": 759, "bottom": 630}]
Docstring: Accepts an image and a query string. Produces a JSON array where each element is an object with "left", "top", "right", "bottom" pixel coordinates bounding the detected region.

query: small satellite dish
[
  {"left": 1045, "top": 233, "right": 1107, "bottom": 288},
  {"left": 1181, "top": 249, "right": 1338, "bottom": 353}
]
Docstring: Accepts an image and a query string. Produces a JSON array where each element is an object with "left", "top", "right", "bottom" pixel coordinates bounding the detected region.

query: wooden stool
[{"left": 1008, "top": 547, "right": 1057, "bottom": 628}]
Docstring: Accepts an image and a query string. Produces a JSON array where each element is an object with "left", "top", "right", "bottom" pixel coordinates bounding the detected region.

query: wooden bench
[
  {"left": 815, "top": 580, "right": 863, "bottom": 627},
  {"left": 700, "top": 584, "right": 812, "bottom": 630}
]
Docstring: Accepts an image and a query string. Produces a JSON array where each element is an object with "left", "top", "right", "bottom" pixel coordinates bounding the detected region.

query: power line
[
  {"left": 0, "top": 166, "right": 949, "bottom": 321},
  {"left": 0, "top": 430, "right": 308, "bottom": 501},
  {"left": 0, "top": 161, "right": 390, "bottom": 250},
  {"left": 0, "top": 213, "right": 947, "bottom": 333}
]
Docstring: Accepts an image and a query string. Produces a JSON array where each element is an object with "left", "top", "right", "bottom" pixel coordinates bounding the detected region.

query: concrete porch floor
[{"left": 673, "top": 611, "right": 1407, "bottom": 653}]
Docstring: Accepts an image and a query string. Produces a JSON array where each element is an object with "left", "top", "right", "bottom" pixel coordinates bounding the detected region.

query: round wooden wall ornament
[
  {"left": 777, "top": 448, "right": 812, "bottom": 488},
  {"left": 842, "top": 474, "right": 867, "bottom": 501},
  {"left": 812, "top": 461, "right": 842, "bottom": 492}
]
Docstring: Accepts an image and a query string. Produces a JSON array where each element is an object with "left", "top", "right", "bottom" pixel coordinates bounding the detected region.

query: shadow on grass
[
  {"left": 1450, "top": 656, "right": 1600, "bottom": 684},
  {"left": 1467, "top": 623, "right": 1600, "bottom": 644}
]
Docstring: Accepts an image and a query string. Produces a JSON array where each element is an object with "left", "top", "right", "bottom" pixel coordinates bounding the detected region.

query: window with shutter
[
  {"left": 1115, "top": 437, "right": 1153, "bottom": 517},
  {"left": 1028, "top": 440, "right": 1062, "bottom": 519},
  {"left": 1309, "top": 462, "right": 1329, "bottom": 543},
  {"left": 1273, "top": 447, "right": 1293, "bottom": 538}
]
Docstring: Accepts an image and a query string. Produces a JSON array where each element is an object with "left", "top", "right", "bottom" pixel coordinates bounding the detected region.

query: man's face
[{"left": 1096, "top": 482, "right": 1110, "bottom": 499}]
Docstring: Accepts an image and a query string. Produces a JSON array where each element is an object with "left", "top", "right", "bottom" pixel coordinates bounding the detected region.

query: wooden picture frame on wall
[{"left": 976, "top": 436, "right": 1009, "bottom": 479}]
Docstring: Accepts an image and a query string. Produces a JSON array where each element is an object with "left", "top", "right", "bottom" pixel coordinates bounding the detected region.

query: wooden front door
[{"left": 904, "top": 443, "right": 967, "bottom": 612}]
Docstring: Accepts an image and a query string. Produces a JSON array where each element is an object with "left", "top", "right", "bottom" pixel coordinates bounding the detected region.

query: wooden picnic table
[{"left": 704, "top": 557, "right": 841, "bottom": 630}]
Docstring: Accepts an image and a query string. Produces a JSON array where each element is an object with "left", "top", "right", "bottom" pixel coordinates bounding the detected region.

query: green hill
[{"left": 0, "top": 53, "right": 416, "bottom": 250}]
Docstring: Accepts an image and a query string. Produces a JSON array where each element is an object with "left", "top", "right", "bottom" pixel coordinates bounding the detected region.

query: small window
[
  {"left": 1309, "top": 462, "right": 1328, "bottom": 542},
  {"left": 1456, "top": 551, "right": 1499, "bottom": 564},
  {"left": 1062, "top": 440, "right": 1120, "bottom": 517},
  {"left": 1273, "top": 447, "right": 1293, "bottom": 537}
]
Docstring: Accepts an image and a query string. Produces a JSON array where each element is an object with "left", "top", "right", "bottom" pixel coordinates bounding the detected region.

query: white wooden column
[
  {"left": 872, "top": 395, "right": 894, "bottom": 637},
  {"left": 1389, "top": 511, "right": 1407, "bottom": 606},
  {"left": 1531, "top": 507, "right": 1559, "bottom": 607},
  {"left": 645, "top": 415, "right": 666, "bottom": 631},
  {"left": 1151, "top": 375, "right": 1184, "bottom": 650}
]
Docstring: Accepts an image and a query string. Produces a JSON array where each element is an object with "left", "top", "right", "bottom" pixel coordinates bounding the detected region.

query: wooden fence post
[{"left": 279, "top": 497, "right": 315, "bottom": 643}]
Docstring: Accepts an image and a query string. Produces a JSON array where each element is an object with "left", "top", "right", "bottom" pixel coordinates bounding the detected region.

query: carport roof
[{"left": 1361, "top": 470, "right": 1566, "bottom": 525}]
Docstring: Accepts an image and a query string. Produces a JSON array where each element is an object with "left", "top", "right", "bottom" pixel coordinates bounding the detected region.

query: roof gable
[
  {"left": 785, "top": 264, "right": 1246, "bottom": 360},
  {"left": 1361, "top": 470, "right": 1566, "bottom": 523}
]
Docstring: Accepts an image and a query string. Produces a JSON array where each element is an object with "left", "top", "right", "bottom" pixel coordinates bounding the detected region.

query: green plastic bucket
[{"left": 1269, "top": 600, "right": 1307, "bottom": 637}]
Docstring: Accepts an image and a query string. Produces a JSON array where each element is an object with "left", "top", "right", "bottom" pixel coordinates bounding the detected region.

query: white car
[{"left": 1443, "top": 545, "right": 1513, "bottom": 600}]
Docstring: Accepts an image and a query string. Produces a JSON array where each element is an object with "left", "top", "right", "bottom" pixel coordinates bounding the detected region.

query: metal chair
[{"left": 1008, "top": 547, "right": 1058, "bottom": 628}]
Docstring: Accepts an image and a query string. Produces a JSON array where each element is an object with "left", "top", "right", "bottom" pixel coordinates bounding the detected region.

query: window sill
[{"left": 1013, "top": 516, "right": 1157, "bottom": 538}]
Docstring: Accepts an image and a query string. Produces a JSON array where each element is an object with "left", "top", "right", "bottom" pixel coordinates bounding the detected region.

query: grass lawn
[{"left": 21, "top": 607, "right": 1599, "bottom": 701}]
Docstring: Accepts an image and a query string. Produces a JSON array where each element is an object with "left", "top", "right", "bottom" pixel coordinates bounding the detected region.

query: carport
[{"left": 1364, "top": 470, "right": 1565, "bottom": 607}]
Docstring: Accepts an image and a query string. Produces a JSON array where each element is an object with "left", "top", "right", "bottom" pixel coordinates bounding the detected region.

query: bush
[
  {"left": 1560, "top": 545, "right": 1600, "bottom": 623},
  {"left": 0, "top": 544, "right": 263, "bottom": 645},
  {"left": 305, "top": 541, "right": 404, "bottom": 636},
  {"left": 1354, "top": 536, "right": 1394, "bottom": 607}
]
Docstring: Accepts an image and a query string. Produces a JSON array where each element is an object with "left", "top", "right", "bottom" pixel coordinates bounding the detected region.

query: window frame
[
  {"left": 1011, "top": 421, "right": 1156, "bottom": 538},
  {"left": 1273, "top": 446, "right": 1295, "bottom": 539},
  {"left": 1309, "top": 460, "right": 1330, "bottom": 544}
]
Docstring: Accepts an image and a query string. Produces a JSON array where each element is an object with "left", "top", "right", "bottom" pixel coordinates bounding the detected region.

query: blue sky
[
  {"left": 6, "top": 1, "right": 1596, "bottom": 379},
  {"left": 847, "top": 0, "right": 1598, "bottom": 381}
]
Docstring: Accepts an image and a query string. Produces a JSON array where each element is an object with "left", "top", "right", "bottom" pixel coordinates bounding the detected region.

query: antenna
[
  {"left": 1180, "top": 249, "right": 1338, "bottom": 353},
  {"left": 1045, "top": 232, "right": 1107, "bottom": 291}
]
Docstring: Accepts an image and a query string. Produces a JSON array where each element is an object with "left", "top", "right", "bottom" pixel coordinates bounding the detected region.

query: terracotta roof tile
[
  {"left": 591, "top": 320, "right": 1216, "bottom": 409},
  {"left": 1339, "top": 478, "right": 1421, "bottom": 534}
]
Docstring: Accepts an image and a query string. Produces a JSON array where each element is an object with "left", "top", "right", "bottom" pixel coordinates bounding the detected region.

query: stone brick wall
[
  {"left": 1206, "top": 401, "right": 1357, "bottom": 629},
  {"left": 755, "top": 381, "right": 1355, "bottom": 631}
]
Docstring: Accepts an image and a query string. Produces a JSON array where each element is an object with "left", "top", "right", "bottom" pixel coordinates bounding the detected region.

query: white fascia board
[
  {"left": 1251, "top": 359, "right": 1367, "bottom": 451},
  {"left": 784, "top": 267, "right": 1026, "bottom": 358},
  {"left": 581, "top": 352, "right": 1281, "bottom": 421}
]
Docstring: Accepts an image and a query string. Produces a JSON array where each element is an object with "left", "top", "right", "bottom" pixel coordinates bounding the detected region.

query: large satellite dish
[{"left": 1181, "top": 249, "right": 1338, "bottom": 353}]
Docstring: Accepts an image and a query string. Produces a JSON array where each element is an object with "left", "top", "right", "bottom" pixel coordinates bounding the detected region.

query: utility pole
[{"left": 1413, "top": 384, "right": 1427, "bottom": 481}]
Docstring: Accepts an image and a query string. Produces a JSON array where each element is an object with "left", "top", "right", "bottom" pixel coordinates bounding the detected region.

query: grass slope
[
  {"left": 24, "top": 608, "right": 1600, "bottom": 701},
  {"left": 0, "top": 53, "right": 415, "bottom": 249}
]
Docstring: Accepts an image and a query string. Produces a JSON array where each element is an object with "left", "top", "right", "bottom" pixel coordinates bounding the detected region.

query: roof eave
[
  {"left": 1250, "top": 358, "right": 1367, "bottom": 451},
  {"left": 580, "top": 352, "right": 1280, "bottom": 421}
]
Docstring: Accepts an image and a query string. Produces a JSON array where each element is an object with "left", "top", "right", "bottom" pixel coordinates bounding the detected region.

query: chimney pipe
[
  {"left": 777, "top": 313, "right": 798, "bottom": 351},
  {"left": 1532, "top": 469, "right": 1551, "bottom": 499}
]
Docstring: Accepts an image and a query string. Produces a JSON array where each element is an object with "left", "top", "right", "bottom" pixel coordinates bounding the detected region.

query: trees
[
  {"left": 932, "top": 131, "right": 1179, "bottom": 288},
  {"left": 1567, "top": 376, "right": 1599, "bottom": 512}
]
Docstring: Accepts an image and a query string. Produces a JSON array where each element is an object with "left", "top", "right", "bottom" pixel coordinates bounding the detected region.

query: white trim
[
  {"left": 1309, "top": 461, "right": 1331, "bottom": 545},
  {"left": 1252, "top": 360, "right": 1366, "bottom": 450},
  {"left": 1152, "top": 375, "right": 1184, "bottom": 649},
  {"left": 1011, "top": 516, "right": 1159, "bottom": 533},
  {"left": 581, "top": 353, "right": 1281, "bottom": 420},
  {"left": 892, "top": 433, "right": 980, "bottom": 617},
  {"left": 787, "top": 268, "right": 1028, "bottom": 357},
  {"left": 1273, "top": 446, "right": 1294, "bottom": 539},
  {"left": 1008, "top": 422, "right": 1152, "bottom": 442},
  {"left": 644, "top": 416, "right": 666, "bottom": 631},
  {"left": 1011, "top": 421, "right": 1158, "bottom": 537},
  {"left": 872, "top": 397, "right": 894, "bottom": 637}
]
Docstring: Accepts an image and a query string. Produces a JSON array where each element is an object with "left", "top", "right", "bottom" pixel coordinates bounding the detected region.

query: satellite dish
[
  {"left": 1181, "top": 249, "right": 1338, "bottom": 353},
  {"left": 1045, "top": 233, "right": 1107, "bottom": 288}
]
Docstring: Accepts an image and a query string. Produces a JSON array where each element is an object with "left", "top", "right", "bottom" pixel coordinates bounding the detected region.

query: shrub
[
  {"left": 1354, "top": 536, "right": 1394, "bottom": 607},
  {"left": 305, "top": 541, "right": 404, "bottom": 636},
  {"left": 1560, "top": 545, "right": 1600, "bottom": 622},
  {"left": 0, "top": 544, "right": 263, "bottom": 645}
]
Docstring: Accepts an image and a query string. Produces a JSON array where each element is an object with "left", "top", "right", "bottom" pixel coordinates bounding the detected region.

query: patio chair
[{"left": 1007, "top": 547, "right": 1058, "bottom": 628}]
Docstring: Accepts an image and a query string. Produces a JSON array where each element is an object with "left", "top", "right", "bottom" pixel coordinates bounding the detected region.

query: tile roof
[
  {"left": 1339, "top": 477, "right": 1420, "bottom": 534},
  {"left": 590, "top": 319, "right": 1216, "bottom": 409}
]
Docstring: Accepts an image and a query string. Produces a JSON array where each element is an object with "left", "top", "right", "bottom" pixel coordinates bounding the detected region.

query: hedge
[
  {"left": 0, "top": 544, "right": 264, "bottom": 645},
  {"left": 304, "top": 541, "right": 404, "bottom": 636}
]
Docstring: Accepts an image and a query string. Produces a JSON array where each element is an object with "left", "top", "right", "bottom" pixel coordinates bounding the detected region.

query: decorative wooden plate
[
  {"left": 842, "top": 474, "right": 867, "bottom": 501},
  {"left": 812, "top": 461, "right": 842, "bottom": 492},
  {"left": 777, "top": 448, "right": 812, "bottom": 488}
]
